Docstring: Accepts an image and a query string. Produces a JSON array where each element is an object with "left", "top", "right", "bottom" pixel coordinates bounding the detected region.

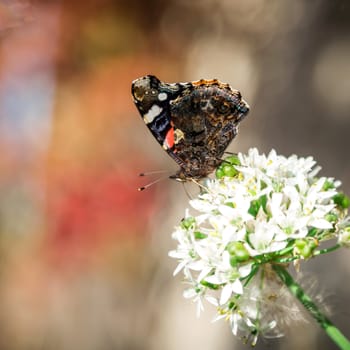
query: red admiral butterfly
[{"left": 132, "top": 75, "right": 249, "bottom": 182}]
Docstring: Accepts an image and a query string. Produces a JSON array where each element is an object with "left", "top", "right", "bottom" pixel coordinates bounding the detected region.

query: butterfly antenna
[
  {"left": 216, "top": 156, "right": 237, "bottom": 166},
  {"left": 138, "top": 175, "right": 169, "bottom": 191},
  {"left": 139, "top": 170, "right": 171, "bottom": 177}
]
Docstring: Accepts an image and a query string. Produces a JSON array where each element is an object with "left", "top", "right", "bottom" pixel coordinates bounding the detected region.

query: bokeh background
[{"left": 0, "top": 1, "right": 349, "bottom": 349}]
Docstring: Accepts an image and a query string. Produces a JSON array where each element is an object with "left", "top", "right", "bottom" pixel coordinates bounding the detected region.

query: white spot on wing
[
  {"left": 144, "top": 104, "right": 163, "bottom": 124},
  {"left": 158, "top": 92, "right": 168, "bottom": 101}
]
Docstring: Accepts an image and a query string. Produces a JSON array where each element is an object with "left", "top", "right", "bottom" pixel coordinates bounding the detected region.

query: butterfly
[{"left": 132, "top": 75, "right": 249, "bottom": 182}]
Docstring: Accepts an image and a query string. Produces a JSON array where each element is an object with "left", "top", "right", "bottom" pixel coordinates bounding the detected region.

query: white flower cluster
[{"left": 169, "top": 148, "right": 349, "bottom": 344}]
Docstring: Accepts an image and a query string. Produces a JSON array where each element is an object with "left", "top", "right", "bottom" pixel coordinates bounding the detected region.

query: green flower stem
[
  {"left": 274, "top": 246, "right": 294, "bottom": 256},
  {"left": 313, "top": 244, "right": 341, "bottom": 256},
  {"left": 275, "top": 256, "right": 298, "bottom": 263},
  {"left": 273, "top": 264, "right": 350, "bottom": 350},
  {"left": 242, "top": 264, "right": 259, "bottom": 286}
]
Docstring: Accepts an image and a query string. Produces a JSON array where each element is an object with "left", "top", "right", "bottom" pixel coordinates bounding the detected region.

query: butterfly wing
[
  {"left": 132, "top": 76, "right": 249, "bottom": 180},
  {"left": 167, "top": 80, "right": 249, "bottom": 179}
]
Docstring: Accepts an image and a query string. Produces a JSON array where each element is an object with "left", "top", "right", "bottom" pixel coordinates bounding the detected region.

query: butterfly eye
[{"left": 151, "top": 89, "right": 158, "bottom": 96}]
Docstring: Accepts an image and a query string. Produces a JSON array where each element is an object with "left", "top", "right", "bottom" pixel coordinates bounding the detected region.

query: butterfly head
[{"left": 131, "top": 75, "right": 162, "bottom": 113}]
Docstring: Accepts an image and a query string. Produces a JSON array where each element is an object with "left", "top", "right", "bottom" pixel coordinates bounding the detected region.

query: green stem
[
  {"left": 313, "top": 244, "right": 341, "bottom": 256},
  {"left": 273, "top": 264, "right": 350, "bottom": 350},
  {"left": 274, "top": 244, "right": 342, "bottom": 263},
  {"left": 242, "top": 264, "right": 259, "bottom": 286}
]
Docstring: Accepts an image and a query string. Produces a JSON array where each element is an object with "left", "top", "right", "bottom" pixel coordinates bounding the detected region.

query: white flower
[
  {"left": 169, "top": 148, "right": 350, "bottom": 345},
  {"left": 339, "top": 228, "right": 350, "bottom": 247},
  {"left": 338, "top": 217, "right": 350, "bottom": 247}
]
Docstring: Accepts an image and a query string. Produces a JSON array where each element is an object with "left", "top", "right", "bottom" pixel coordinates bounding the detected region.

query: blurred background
[{"left": 0, "top": 0, "right": 349, "bottom": 349}]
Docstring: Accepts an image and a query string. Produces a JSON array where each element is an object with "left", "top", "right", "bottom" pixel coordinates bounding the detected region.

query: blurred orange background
[{"left": 0, "top": 1, "right": 349, "bottom": 349}]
